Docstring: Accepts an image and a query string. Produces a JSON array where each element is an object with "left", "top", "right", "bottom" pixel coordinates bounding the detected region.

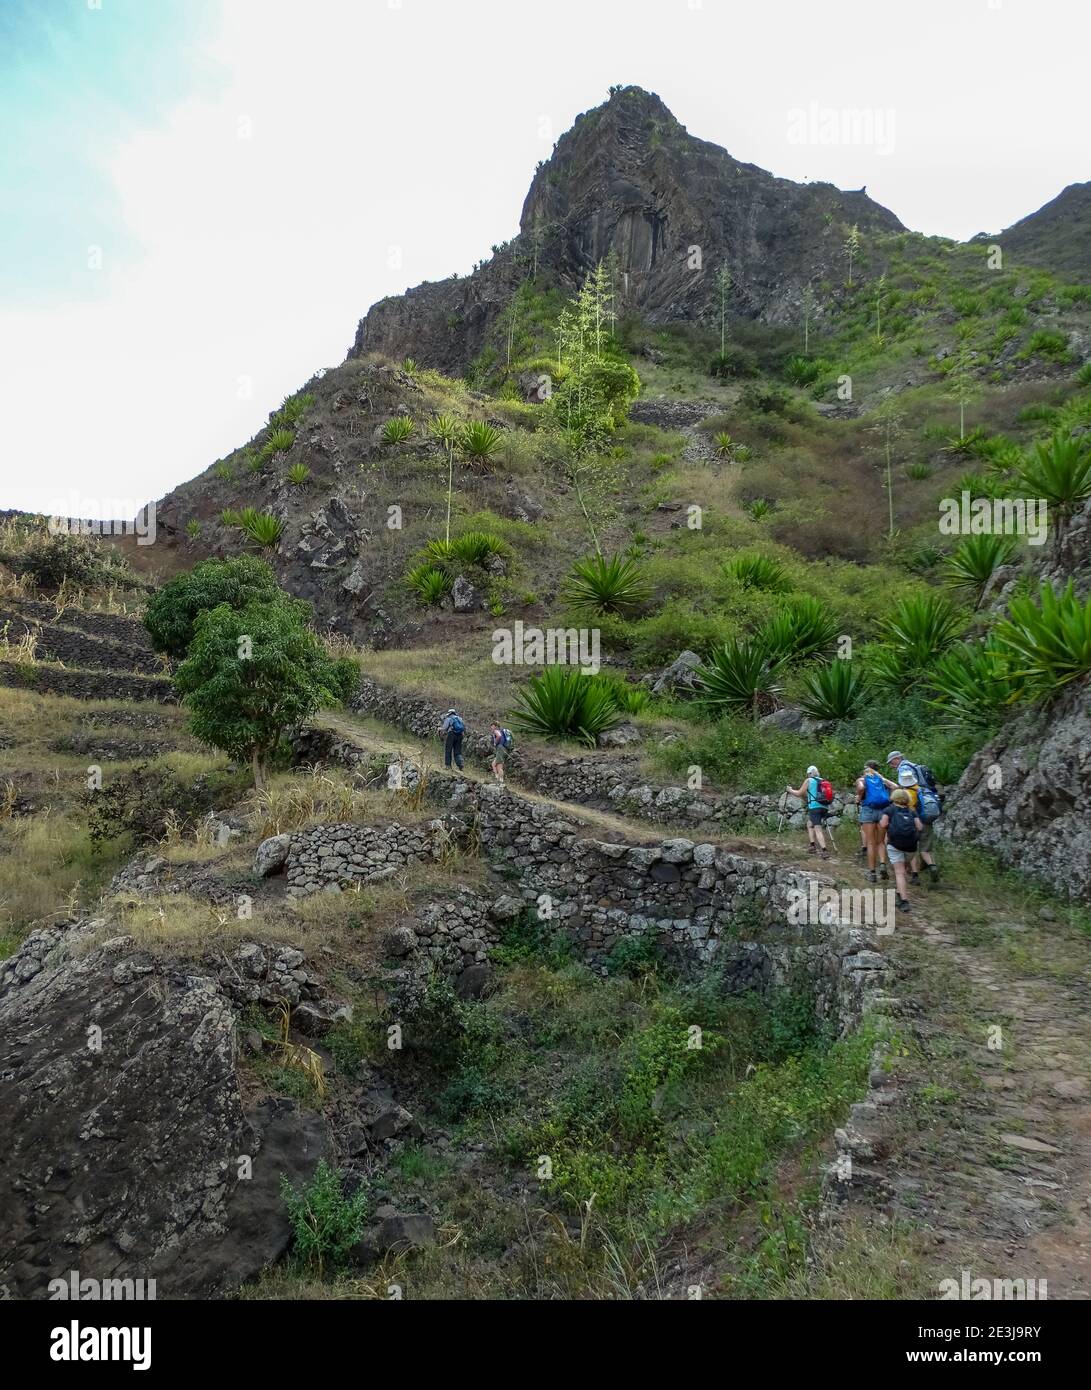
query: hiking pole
[{"left": 776, "top": 792, "right": 790, "bottom": 836}]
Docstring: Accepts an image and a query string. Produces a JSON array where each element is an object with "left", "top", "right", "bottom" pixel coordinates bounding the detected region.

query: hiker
[
  {"left": 489, "top": 722, "right": 514, "bottom": 784},
  {"left": 440, "top": 708, "right": 465, "bottom": 771},
  {"left": 894, "top": 763, "right": 941, "bottom": 885},
  {"left": 855, "top": 759, "right": 890, "bottom": 883},
  {"left": 879, "top": 788, "right": 924, "bottom": 913},
  {"left": 786, "top": 765, "right": 833, "bottom": 859}
]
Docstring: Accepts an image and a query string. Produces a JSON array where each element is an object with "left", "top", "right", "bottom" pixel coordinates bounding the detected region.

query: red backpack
[{"left": 816, "top": 778, "right": 834, "bottom": 806}]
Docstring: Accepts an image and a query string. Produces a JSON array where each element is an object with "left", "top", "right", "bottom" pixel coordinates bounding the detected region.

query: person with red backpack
[{"left": 786, "top": 764, "right": 833, "bottom": 859}]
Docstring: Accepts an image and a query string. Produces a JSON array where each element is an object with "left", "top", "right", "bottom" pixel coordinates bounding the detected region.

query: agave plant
[
  {"left": 239, "top": 510, "right": 284, "bottom": 548},
  {"left": 1015, "top": 430, "right": 1091, "bottom": 556},
  {"left": 430, "top": 414, "right": 460, "bottom": 447},
  {"left": 992, "top": 581, "right": 1091, "bottom": 692},
  {"left": 586, "top": 672, "right": 651, "bottom": 716},
  {"left": 213, "top": 462, "right": 234, "bottom": 482},
  {"left": 714, "top": 432, "right": 733, "bottom": 456},
  {"left": 727, "top": 552, "right": 792, "bottom": 593},
  {"left": 286, "top": 463, "right": 311, "bottom": 487},
  {"left": 185, "top": 519, "right": 201, "bottom": 539},
  {"left": 561, "top": 552, "right": 652, "bottom": 617},
  {"left": 422, "top": 538, "right": 457, "bottom": 567},
  {"left": 402, "top": 357, "right": 419, "bottom": 377},
  {"left": 449, "top": 531, "right": 508, "bottom": 568},
  {"left": 905, "top": 463, "right": 931, "bottom": 481},
  {"left": 758, "top": 595, "right": 840, "bottom": 663},
  {"left": 798, "top": 659, "right": 869, "bottom": 721},
  {"left": 406, "top": 563, "right": 452, "bottom": 605},
  {"left": 870, "top": 593, "right": 965, "bottom": 685},
  {"left": 747, "top": 498, "right": 772, "bottom": 520},
  {"left": 220, "top": 507, "right": 242, "bottom": 527},
  {"left": 264, "top": 427, "right": 295, "bottom": 456},
  {"left": 270, "top": 392, "right": 314, "bottom": 429},
  {"left": 244, "top": 451, "right": 264, "bottom": 474},
  {"left": 925, "top": 636, "right": 1023, "bottom": 730},
  {"left": 696, "top": 638, "right": 785, "bottom": 719},
  {"left": 460, "top": 420, "right": 503, "bottom": 464},
  {"left": 382, "top": 416, "right": 415, "bottom": 444},
  {"left": 941, "top": 533, "right": 1016, "bottom": 608},
  {"left": 510, "top": 666, "right": 622, "bottom": 747}
]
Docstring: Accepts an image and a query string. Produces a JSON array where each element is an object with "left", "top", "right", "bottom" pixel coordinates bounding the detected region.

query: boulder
[
  {"left": 760, "top": 705, "right": 805, "bottom": 733},
  {"left": 596, "top": 721, "right": 642, "bottom": 749},
  {"left": 0, "top": 924, "right": 326, "bottom": 1297},
  {"left": 255, "top": 833, "right": 292, "bottom": 877},
  {"left": 650, "top": 650, "right": 703, "bottom": 698},
  {"left": 451, "top": 576, "right": 478, "bottom": 612}
]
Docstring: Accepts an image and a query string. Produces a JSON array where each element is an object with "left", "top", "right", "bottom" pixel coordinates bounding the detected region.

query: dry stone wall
[{"left": 260, "top": 779, "right": 887, "bottom": 1031}]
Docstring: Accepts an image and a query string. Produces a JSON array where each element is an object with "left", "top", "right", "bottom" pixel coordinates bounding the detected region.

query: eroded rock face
[
  {"left": 351, "top": 86, "right": 903, "bottom": 373},
  {"left": 940, "top": 682, "right": 1091, "bottom": 900},
  {"left": 0, "top": 921, "right": 326, "bottom": 1298}
]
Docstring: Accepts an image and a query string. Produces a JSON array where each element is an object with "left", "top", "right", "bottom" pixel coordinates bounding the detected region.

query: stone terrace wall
[
  {"left": 262, "top": 781, "right": 886, "bottom": 1031},
  {"left": 0, "top": 661, "right": 175, "bottom": 703},
  {"left": 348, "top": 677, "right": 856, "bottom": 831}
]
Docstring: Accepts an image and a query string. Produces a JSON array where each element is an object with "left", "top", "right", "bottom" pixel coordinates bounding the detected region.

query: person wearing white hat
[{"left": 786, "top": 764, "right": 832, "bottom": 859}]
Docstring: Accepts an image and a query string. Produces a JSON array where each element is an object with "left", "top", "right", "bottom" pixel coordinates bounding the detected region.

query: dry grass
[
  {"left": 0, "top": 809, "right": 121, "bottom": 941},
  {"left": 362, "top": 642, "right": 520, "bottom": 713}
]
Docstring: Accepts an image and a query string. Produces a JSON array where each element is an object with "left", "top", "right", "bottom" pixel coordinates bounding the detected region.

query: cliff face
[
  {"left": 990, "top": 182, "right": 1091, "bottom": 282},
  {"left": 351, "top": 85, "right": 904, "bottom": 373}
]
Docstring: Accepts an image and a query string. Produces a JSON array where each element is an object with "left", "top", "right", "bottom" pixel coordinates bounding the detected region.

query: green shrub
[
  {"left": 280, "top": 1159, "right": 367, "bottom": 1275},
  {"left": 449, "top": 530, "right": 509, "bottom": 568},
  {"left": 727, "top": 552, "right": 792, "bottom": 593},
  {"left": 4, "top": 530, "right": 104, "bottom": 591},
  {"left": 1021, "top": 329, "right": 1070, "bottom": 362},
  {"left": 562, "top": 552, "right": 652, "bottom": 617},
  {"left": 757, "top": 596, "right": 840, "bottom": 664},
  {"left": 926, "top": 636, "right": 1022, "bottom": 730},
  {"left": 407, "top": 563, "right": 452, "bottom": 604},
  {"left": 992, "top": 581, "right": 1091, "bottom": 693},
  {"left": 263, "top": 427, "right": 295, "bottom": 457},
  {"left": 798, "top": 660, "right": 868, "bottom": 720},
  {"left": 510, "top": 665, "right": 623, "bottom": 746},
  {"left": 697, "top": 638, "right": 785, "bottom": 719},
  {"left": 1015, "top": 430, "right": 1091, "bottom": 546},
  {"left": 941, "top": 533, "right": 1016, "bottom": 607},
  {"left": 460, "top": 420, "right": 503, "bottom": 462},
  {"left": 869, "top": 593, "right": 964, "bottom": 686},
  {"left": 381, "top": 416, "right": 415, "bottom": 443}
]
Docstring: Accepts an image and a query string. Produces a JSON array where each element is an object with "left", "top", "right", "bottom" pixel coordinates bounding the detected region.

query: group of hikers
[
  {"left": 786, "top": 751, "right": 942, "bottom": 914},
  {"left": 438, "top": 708, "right": 514, "bottom": 784},
  {"left": 438, "top": 709, "right": 938, "bottom": 915}
]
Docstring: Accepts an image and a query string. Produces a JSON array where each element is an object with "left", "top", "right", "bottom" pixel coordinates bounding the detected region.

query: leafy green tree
[
  {"left": 175, "top": 599, "right": 357, "bottom": 788},
  {"left": 143, "top": 554, "right": 282, "bottom": 658}
]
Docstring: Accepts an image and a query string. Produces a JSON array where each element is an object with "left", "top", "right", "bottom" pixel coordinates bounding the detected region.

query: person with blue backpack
[
  {"left": 855, "top": 759, "right": 891, "bottom": 884},
  {"left": 893, "top": 761, "right": 942, "bottom": 884},
  {"left": 440, "top": 708, "right": 465, "bottom": 770},
  {"left": 489, "top": 722, "right": 514, "bottom": 784}
]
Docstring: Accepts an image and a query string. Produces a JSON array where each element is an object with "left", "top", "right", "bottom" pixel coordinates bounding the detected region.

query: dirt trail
[
  {"left": 315, "top": 707, "right": 768, "bottom": 852},
  {"left": 787, "top": 841, "right": 1091, "bottom": 1299},
  {"left": 321, "top": 705, "right": 1091, "bottom": 1296}
]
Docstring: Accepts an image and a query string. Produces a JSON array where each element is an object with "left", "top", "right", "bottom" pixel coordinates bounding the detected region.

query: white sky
[{"left": 2, "top": 0, "right": 1088, "bottom": 517}]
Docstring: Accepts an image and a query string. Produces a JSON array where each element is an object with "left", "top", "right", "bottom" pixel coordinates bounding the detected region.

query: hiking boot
[
  {"left": 857, "top": 844, "right": 868, "bottom": 858},
  {"left": 819, "top": 849, "right": 831, "bottom": 860},
  {"left": 927, "top": 865, "right": 940, "bottom": 884},
  {"left": 807, "top": 843, "right": 817, "bottom": 855},
  {"left": 910, "top": 871, "right": 920, "bottom": 885},
  {"left": 865, "top": 870, "right": 877, "bottom": 884},
  {"left": 897, "top": 896, "right": 911, "bottom": 913},
  {"left": 878, "top": 865, "right": 889, "bottom": 881}
]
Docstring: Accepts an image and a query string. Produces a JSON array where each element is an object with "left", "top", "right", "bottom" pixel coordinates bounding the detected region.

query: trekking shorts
[
  {"left": 807, "top": 808, "right": 828, "bottom": 826},
  {"left": 917, "top": 823, "right": 934, "bottom": 852},
  {"left": 887, "top": 843, "right": 916, "bottom": 865},
  {"left": 493, "top": 744, "right": 508, "bottom": 765},
  {"left": 859, "top": 804, "right": 885, "bottom": 824}
]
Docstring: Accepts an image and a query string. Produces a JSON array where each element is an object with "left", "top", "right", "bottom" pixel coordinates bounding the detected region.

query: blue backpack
[
  {"left": 862, "top": 771, "right": 888, "bottom": 808},
  {"left": 917, "top": 784, "right": 942, "bottom": 823},
  {"left": 449, "top": 715, "right": 465, "bottom": 735},
  {"left": 500, "top": 728, "right": 514, "bottom": 750}
]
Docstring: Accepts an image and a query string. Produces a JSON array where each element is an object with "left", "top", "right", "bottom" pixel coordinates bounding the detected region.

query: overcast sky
[{"left": 2, "top": 0, "right": 1088, "bottom": 517}]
